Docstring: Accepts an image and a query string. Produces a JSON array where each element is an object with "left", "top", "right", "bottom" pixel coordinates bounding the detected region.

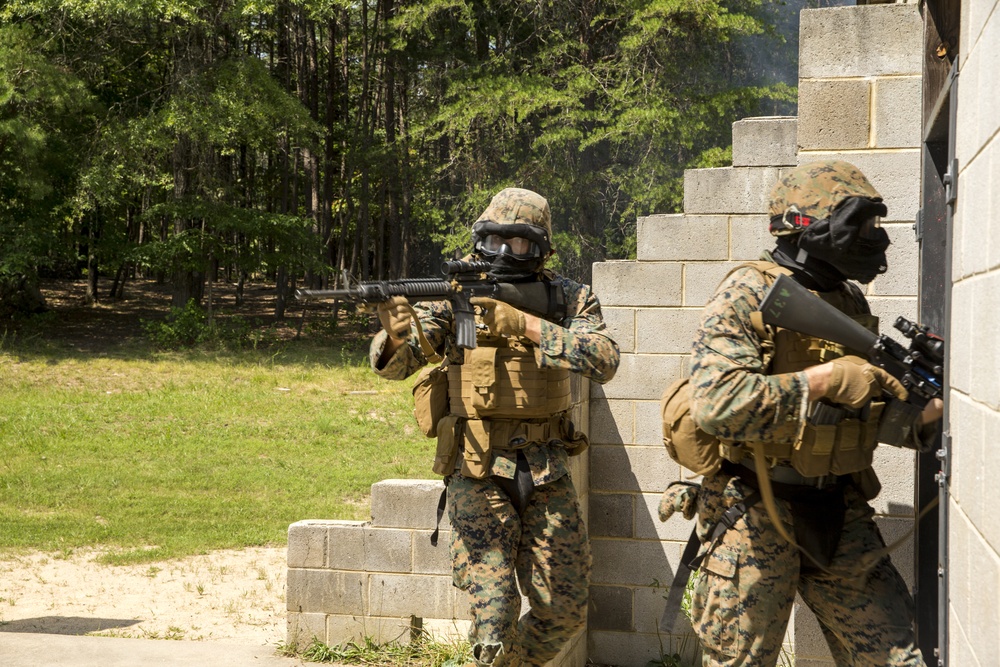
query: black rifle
[
  {"left": 759, "top": 274, "right": 944, "bottom": 448},
  {"left": 295, "top": 260, "right": 566, "bottom": 350}
]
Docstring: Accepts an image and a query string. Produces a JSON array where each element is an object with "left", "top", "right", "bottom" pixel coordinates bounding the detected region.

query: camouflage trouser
[
  {"left": 448, "top": 472, "right": 590, "bottom": 667},
  {"left": 689, "top": 473, "right": 925, "bottom": 667}
]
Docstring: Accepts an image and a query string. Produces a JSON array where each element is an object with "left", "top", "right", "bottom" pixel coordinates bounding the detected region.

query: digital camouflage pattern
[
  {"left": 768, "top": 160, "right": 882, "bottom": 235},
  {"left": 370, "top": 265, "right": 617, "bottom": 667},
  {"left": 476, "top": 188, "right": 553, "bottom": 237},
  {"left": 448, "top": 474, "right": 590, "bottom": 667},
  {"left": 689, "top": 474, "right": 923, "bottom": 666},
  {"left": 685, "top": 264, "right": 924, "bottom": 667}
]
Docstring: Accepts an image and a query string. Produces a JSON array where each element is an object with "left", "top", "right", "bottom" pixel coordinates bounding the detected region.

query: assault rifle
[
  {"left": 759, "top": 274, "right": 944, "bottom": 449},
  {"left": 295, "top": 260, "right": 566, "bottom": 350}
]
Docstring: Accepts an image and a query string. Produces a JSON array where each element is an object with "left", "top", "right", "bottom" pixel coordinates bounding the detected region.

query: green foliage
[
  {"left": 141, "top": 298, "right": 280, "bottom": 350},
  {"left": 285, "top": 633, "right": 473, "bottom": 667}
]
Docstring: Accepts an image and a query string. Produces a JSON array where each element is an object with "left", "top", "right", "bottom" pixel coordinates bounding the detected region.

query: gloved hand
[
  {"left": 658, "top": 482, "right": 699, "bottom": 522},
  {"left": 377, "top": 296, "right": 411, "bottom": 340},
  {"left": 823, "top": 355, "right": 908, "bottom": 408},
  {"left": 470, "top": 297, "right": 526, "bottom": 337}
]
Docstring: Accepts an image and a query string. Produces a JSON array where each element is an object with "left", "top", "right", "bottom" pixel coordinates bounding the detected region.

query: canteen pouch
[
  {"left": 412, "top": 363, "right": 449, "bottom": 437},
  {"left": 460, "top": 419, "right": 492, "bottom": 479},
  {"left": 660, "top": 377, "right": 722, "bottom": 477},
  {"left": 432, "top": 415, "right": 461, "bottom": 476}
]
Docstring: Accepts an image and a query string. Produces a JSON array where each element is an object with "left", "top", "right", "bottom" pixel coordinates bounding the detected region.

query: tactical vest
[
  {"left": 428, "top": 335, "right": 583, "bottom": 478},
  {"left": 730, "top": 262, "right": 886, "bottom": 477}
]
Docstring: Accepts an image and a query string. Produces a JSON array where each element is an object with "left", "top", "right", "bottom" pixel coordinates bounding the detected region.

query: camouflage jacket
[
  {"left": 370, "top": 270, "right": 620, "bottom": 484},
  {"left": 689, "top": 264, "right": 870, "bottom": 447}
]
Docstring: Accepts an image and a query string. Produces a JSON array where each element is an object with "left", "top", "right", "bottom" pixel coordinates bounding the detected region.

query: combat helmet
[
  {"left": 768, "top": 160, "right": 882, "bottom": 236},
  {"left": 472, "top": 188, "right": 553, "bottom": 279}
]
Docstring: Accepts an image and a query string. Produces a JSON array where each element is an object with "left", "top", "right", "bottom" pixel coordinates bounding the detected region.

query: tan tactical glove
[
  {"left": 470, "top": 297, "right": 526, "bottom": 337},
  {"left": 377, "top": 296, "right": 411, "bottom": 340},
  {"left": 823, "top": 355, "right": 908, "bottom": 408},
  {"left": 658, "top": 482, "right": 699, "bottom": 522}
]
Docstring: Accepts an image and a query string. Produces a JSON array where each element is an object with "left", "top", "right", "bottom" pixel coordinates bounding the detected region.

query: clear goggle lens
[{"left": 477, "top": 234, "right": 540, "bottom": 259}]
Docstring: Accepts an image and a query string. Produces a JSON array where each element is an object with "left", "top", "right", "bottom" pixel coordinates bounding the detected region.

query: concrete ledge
[
  {"left": 371, "top": 479, "right": 447, "bottom": 529},
  {"left": 732, "top": 117, "right": 798, "bottom": 167},
  {"left": 683, "top": 166, "right": 781, "bottom": 215},
  {"left": 799, "top": 4, "right": 922, "bottom": 78},
  {"left": 797, "top": 79, "right": 871, "bottom": 150},
  {"left": 592, "top": 261, "right": 682, "bottom": 307},
  {"left": 637, "top": 215, "right": 728, "bottom": 261}
]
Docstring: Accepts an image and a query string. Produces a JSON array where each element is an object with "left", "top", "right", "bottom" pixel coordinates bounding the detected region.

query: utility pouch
[
  {"left": 469, "top": 347, "right": 499, "bottom": 412},
  {"left": 851, "top": 466, "right": 882, "bottom": 501},
  {"left": 460, "top": 419, "right": 492, "bottom": 479},
  {"left": 412, "top": 364, "right": 449, "bottom": 438},
  {"left": 432, "top": 415, "right": 461, "bottom": 476},
  {"left": 560, "top": 416, "right": 590, "bottom": 457},
  {"left": 660, "top": 377, "right": 723, "bottom": 476},
  {"left": 792, "top": 423, "right": 836, "bottom": 478}
]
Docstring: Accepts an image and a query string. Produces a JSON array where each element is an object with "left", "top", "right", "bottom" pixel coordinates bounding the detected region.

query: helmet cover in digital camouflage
[
  {"left": 472, "top": 188, "right": 553, "bottom": 279},
  {"left": 767, "top": 160, "right": 882, "bottom": 236}
]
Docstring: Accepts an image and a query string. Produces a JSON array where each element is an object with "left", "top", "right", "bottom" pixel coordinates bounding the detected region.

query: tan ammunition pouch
[{"left": 448, "top": 342, "right": 572, "bottom": 419}]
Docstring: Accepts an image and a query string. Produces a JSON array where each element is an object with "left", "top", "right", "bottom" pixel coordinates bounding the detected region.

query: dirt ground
[
  {"left": 1, "top": 278, "right": 331, "bottom": 647},
  {"left": 0, "top": 547, "right": 288, "bottom": 646}
]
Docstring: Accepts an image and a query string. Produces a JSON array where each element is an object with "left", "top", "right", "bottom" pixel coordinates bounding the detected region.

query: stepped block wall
[{"left": 589, "top": 5, "right": 925, "bottom": 665}]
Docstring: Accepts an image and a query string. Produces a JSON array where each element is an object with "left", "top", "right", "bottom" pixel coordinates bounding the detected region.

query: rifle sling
[{"left": 403, "top": 303, "right": 443, "bottom": 364}]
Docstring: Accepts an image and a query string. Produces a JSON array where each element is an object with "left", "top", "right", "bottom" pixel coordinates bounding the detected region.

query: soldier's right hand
[
  {"left": 377, "top": 296, "right": 411, "bottom": 340},
  {"left": 822, "top": 355, "right": 908, "bottom": 408}
]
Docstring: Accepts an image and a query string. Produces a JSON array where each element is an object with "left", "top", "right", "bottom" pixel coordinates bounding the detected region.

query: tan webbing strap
[
  {"left": 750, "top": 443, "right": 937, "bottom": 576},
  {"left": 403, "top": 303, "right": 442, "bottom": 364}
]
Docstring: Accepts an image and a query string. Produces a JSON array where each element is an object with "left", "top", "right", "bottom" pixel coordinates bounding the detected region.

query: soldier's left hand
[
  {"left": 470, "top": 297, "right": 526, "bottom": 337},
  {"left": 658, "top": 482, "right": 699, "bottom": 522}
]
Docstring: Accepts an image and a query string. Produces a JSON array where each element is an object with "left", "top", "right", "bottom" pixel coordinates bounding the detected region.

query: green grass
[
  {"left": 280, "top": 634, "right": 472, "bottom": 667},
  {"left": 0, "top": 334, "right": 435, "bottom": 563}
]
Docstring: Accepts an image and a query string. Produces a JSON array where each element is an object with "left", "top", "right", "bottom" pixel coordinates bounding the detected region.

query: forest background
[{"left": 0, "top": 0, "right": 830, "bottom": 321}]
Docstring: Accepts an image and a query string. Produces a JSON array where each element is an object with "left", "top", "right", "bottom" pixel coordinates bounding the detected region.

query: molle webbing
[{"left": 448, "top": 344, "right": 571, "bottom": 419}]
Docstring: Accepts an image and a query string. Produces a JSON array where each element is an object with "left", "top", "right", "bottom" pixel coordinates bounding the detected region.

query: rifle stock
[{"left": 759, "top": 274, "right": 944, "bottom": 449}]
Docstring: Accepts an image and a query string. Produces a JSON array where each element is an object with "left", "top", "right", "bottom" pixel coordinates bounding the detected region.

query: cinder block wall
[
  {"left": 947, "top": 1, "right": 1000, "bottom": 664},
  {"left": 589, "top": 5, "right": 925, "bottom": 665},
  {"left": 286, "top": 375, "right": 591, "bottom": 667}
]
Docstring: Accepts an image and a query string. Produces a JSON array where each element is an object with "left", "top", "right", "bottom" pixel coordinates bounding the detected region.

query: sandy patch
[{"left": 0, "top": 547, "right": 287, "bottom": 646}]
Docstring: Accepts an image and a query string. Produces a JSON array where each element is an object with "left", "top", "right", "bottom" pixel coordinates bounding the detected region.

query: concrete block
[
  {"left": 589, "top": 585, "right": 634, "bottom": 631},
  {"left": 589, "top": 398, "right": 633, "bottom": 446},
  {"left": 980, "top": 410, "right": 1000, "bottom": 550},
  {"left": 868, "top": 445, "right": 916, "bottom": 517},
  {"left": 635, "top": 399, "right": 664, "bottom": 447},
  {"left": 635, "top": 492, "right": 696, "bottom": 542},
  {"left": 949, "top": 282, "right": 973, "bottom": 393},
  {"left": 797, "top": 79, "right": 872, "bottom": 150},
  {"left": 684, "top": 262, "right": 740, "bottom": 308},
  {"left": 422, "top": 618, "right": 472, "bottom": 643},
  {"left": 591, "top": 539, "right": 679, "bottom": 587},
  {"left": 972, "top": 276, "right": 1000, "bottom": 408},
  {"left": 967, "top": 530, "right": 1000, "bottom": 662},
  {"left": 873, "top": 76, "right": 922, "bottom": 148},
  {"left": 326, "top": 614, "right": 415, "bottom": 645},
  {"left": 799, "top": 5, "right": 922, "bottom": 78},
  {"left": 588, "top": 630, "right": 685, "bottom": 667},
  {"left": 960, "top": 148, "right": 993, "bottom": 277},
  {"left": 866, "top": 297, "right": 917, "bottom": 348},
  {"left": 637, "top": 214, "right": 729, "bottom": 261},
  {"left": 590, "top": 354, "right": 683, "bottom": 400},
  {"left": 367, "top": 573, "right": 455, "bottom": 619},
  {"left": 288, "top": 519, "right": 338, "bottom": 568},
  {"left": 592, "top": 261, "right": 683, "bottom": 307},
  {"left": 732, "top": 117, "right": 798, "bottom": 167},
  {"left": 633, "top": 584, "right": 693, "bottom": 635},
  {"left": 412, "top": 530, "right": 452, "bottom": 575},
  {"left": 590, "top": 493, "right": 635, "bottom": 538},
  {"left": 948, "top": 506, "right": 972, "bottom": 648},
  {"left": 371, "top": 479, "right": 447, "bottom": 529},
  {"left": 955, "top": 43, "right": 980, "bottom": 171},
  {"left": 601, "top": 307, "right": 635, "bottom": 354},
  {"left": 553, "top": 627, "right": 588, "bottom": 667},
  {"left": 796, "top": 151, "right": 920, "bottom": 221},
  {"left": 868, "top": 222, "right": 918, "bottom": 297},
  {"left": 793, "top": 601, "right": 832, "bottom": 660},
  {"left": 287, "top": 569, "right": 367, "bottom": 615},
  {"left": 287, "top": 611, "right": 329, "bottom": 647},
  {"left": 684, "top": 166, "right": 781, "bottom": 215},
  {"left": 981, "top": 20, "right": 1000, "bottom": 157},
  {"left": 992, "top": 140, "right": 1000, "bottom": 272},
  {"left": 635, "top": 308, "right": 702, "bottom": 354},
  {"left": 362, "top": 527, "right": 413, "bottom": 573},
  {"left": 730, "top": 215, "right": 773, "bottom": 261},
  {"left": 589, "top": 445, "right": 679, "bottom": 494},
  {"left": 328, "top": 523, "right": 368, "bottom": 571}
]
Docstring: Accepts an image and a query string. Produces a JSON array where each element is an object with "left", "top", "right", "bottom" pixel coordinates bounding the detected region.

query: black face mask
[{"left": 795, "top": 197, "right": 890, "bottom": 284}]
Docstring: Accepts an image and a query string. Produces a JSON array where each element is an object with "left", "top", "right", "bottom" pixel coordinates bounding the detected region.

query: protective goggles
[{"left": 471, "top": 221, "right": 551, "bottom": 260}]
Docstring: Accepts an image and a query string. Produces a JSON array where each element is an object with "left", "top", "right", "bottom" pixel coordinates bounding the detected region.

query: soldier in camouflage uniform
[
  {"left": 371, "top": 188, "right": 620, "bottom": 667},
  {"left": 669, "top": 161, "right": 943, "bottom": 666}
]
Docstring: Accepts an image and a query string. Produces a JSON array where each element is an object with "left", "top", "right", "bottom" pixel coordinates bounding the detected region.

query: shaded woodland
[{"left": 0, "top": 0, "right": 802, "bottom": 319}]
